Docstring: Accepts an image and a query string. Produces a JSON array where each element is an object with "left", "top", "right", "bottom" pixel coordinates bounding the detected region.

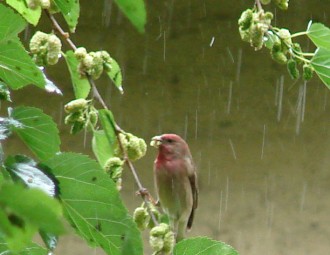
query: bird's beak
[{"left": 150, "top": 135, "right": 162, "bottom": 148}]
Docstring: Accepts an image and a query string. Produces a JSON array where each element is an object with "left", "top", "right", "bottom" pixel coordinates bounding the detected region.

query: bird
[{"left": 151, "top": 134, "right": 198, "bottom": 242}]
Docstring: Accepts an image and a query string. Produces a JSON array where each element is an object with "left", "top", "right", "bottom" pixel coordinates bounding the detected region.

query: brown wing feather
[{"left": 187, "top": 171, "right": 198, "bottom": 229}]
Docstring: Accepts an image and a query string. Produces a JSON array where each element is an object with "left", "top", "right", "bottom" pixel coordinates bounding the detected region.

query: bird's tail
[{"left": 187, "top": 207, "right": 195, "bottom": 230}]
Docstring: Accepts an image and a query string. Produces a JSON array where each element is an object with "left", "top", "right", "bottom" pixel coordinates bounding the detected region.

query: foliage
[
  {"left": 0, "top": 0, "right": 237, "bottom": 254},
  {"left": 239, "top": 0, "right": 330, "bottom": 89}
]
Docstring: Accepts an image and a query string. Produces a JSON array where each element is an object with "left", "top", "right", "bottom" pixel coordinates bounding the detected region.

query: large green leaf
[
  {"left": 5, "top": 155, "right": 56, "bottom": 197},
  {"left": 174, "top": 237, "right": 239, "bottom": 255},
  {"left": 114, "top": 0, "right": 146, "bottom": 33},
  {"left": 5, "top": 0, "right": 42, "bottom": 26},
  {"left": 0, "top": 183, "right": 63, "bottom": 252},
  {"left": 53, "top": 0, "right": 80, "bottom": 32},
  {"left": 10, "top": 107, "right": 60, "bottom": 161},
  {"left": 92, "top": 130, "right": 115, "bottom": 167},
  {"left": 44, "top": 153, "right": 143, "bottom": 255},
  {"left": 311, "top": 47, "right": 330, "bottom": 89},
  {"left": 307, "top": 22, "right": 330, "bottom": 50},
  {"left": 0, "top": 242, "right": 47, "bottom": 255},
  {"left": 64, "top": 50, "right": 90, "bottom": 99},
  {"left": 0, "top": 39, "right": 45, "bottom": 89},
  {"left": 106, "top": 57, "right": 123, "bottom": 94},
  {"left": 0, "top": 4, "right": 26, "bottom": 42}
]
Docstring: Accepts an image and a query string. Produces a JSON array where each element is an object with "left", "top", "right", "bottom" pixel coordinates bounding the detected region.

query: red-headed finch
[{"left": 151, "top": 134, "right": 198, "bottom": 242}]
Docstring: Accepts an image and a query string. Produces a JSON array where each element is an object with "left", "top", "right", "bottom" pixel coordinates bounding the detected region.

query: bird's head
[{"left": 151, "top": 134, "right": 190, "bottom": 159}]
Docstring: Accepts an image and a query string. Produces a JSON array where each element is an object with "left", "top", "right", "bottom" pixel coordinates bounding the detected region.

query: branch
[{"left": 45, "top": 10, "right": 159, "bottom": 226}]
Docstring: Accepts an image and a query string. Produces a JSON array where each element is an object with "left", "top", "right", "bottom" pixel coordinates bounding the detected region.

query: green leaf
[
  {"left": 114, "top": 0, "right": 146, "bottom": 33},
  {"left": 0, "top": 182, "right": 64, "bottom": 251},
  {"left": 311, "top": 47, "right": 330, "bottom": 89},
  {"left": 98, "top": 109, "right": 117, "bottom": 147},
  {"left": 174, "top": 237, "right": 239, "bottom": 255},
  {"left": 0, "top": 208, "right": 36, "bottom": 252},
  {"left": 0, "top": 39, "right": 46, "bottom": 89},
  {"left": 92, "top": 130, "right": 115, "bottom": 167},
  {"left": 53, "top": 0, "right": 80, "bottom": 32},
  {"left": 10, "top": 107, "right": 60, "bottom": 161},
  {"left": 5, "top": 0, "right": 42, "bottom": 26},
  {"left": 0, "top": 242, "right": 48, "bottom": 255},
  {"left": 307, "top": 22, "right": 330, "bottom": 50},
  {"left": 64, "top": 50, "right": 90, "bottom": 99},
  {"left": 44, "top": 153, "right": 143, "bottom": 255},
  {"left": 0, "top": 4, "right": 27, "bottom": 42},
  {"left": 106, "top": 58, "right": 124, "bottom": 94},
  {"left": 5, "top": 155, "right": 56, "bottom": 196}
]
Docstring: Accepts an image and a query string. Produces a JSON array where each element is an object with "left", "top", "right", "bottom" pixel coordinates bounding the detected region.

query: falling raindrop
[
  {"left": 236, "top": 48, "right": 242, "bottom": 83},
  {"left": 227, "top": 81, "right": 233, "bottom": 114},
  {"left": 277, "top": 75, "right": 284, "bottom": 122},
  {"left": 209, "top": 36, "right": 215, "bottom": 47},
  {"left": 163, "top": 30, "right": 166, "bottom": 62},
  {"left": 300, "top": 182, "right": 307, "bottom": 212},
  {"left": 102, "top": 0, "right": 113, "bottom": 27},
  {"left": 226, "top": 47, "right": 235, "bottom": 63},
  {"left": 195, "top": 109, "right": 198, "bottom": 139},
  {"left": 225, "top": 176, "right": 229, "bottom": 211},
  {"left": 184, "top": 114, "right": 188, "bottom": 140},
  {"left": 323, "top": 87, "right": 328, "bottom": 111},
  {"left": 261, "top": 124, "right": 266, "bottom": 160},
  {"left": 229, "top": 138, "right": 237, "bottom": 160},
  {"left": 218, "top": 190, "right": 223, "bottom": 231},
  {"left": 58, "top": 102, "right": 63, "bottom": 126}
]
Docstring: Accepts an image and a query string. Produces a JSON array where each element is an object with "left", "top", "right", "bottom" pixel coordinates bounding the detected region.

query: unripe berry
[
  {"left": 133, "top": 207, "right": 150, "bottom": 231},
  {"left": 287, "top": 59, "right": 300, "bottom": 79},
  {"left": 303, "top": 64, "right": 314, "bottom": 81}
]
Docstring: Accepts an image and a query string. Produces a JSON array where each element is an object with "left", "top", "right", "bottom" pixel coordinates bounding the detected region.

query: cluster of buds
[
  {"left": 103, "top": 157, "right": 124, "bottom": 190},
  {"left": 115, "top": 133, "right": 147, "bottom": 161},
  {"left": 238, "top": 9, "right": 273, "bottom": 50},
  {"left": 149, "top": 223, "right": 175, "bottom": 255},
  {"left": 74, "top": 47, "right": 113, "bottom": 80},
  {"left": 239, "top": 2, "right": 314, "bottom": 82},
  {"left": 64, "top": 99, "right": 98, "bottom": 134},
  {"left": 133, "top": 203, "right": 161, "bottom": 231},
  {"left": 29, "top": 31, "right": 62, "bottom": 66},
  {"left": 260, "top": 0, "right": 289, "bottom": 10}
]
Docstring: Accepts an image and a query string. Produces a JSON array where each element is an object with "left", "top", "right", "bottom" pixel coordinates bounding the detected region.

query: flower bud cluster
[
  {"left": 104, "top": 157, "right": 124, "bottom": 190},
  {"left": 238, "top": 9, "right": 273, "bottom": 50},
  {"left": 27, "top": 0, "right": 52, "bottom": 9},
  {"left": 115, "top": 133, "right": 147, "bottom": 161},
  {"left": 149, "top": 223, "right": 175, "bottom": 255},
  {"left": 74, "top": 47, "right": 112, "bottom": 80},
  {"left": 29, "top": 31, "right": 62, "bottom": 66},
  {"left": 64, "top": 99, "right": 98, "bottom": 134}
]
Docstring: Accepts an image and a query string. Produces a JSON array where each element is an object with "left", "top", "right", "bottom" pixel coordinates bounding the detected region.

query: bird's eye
[{"left": 166, "top": 138, "right": 173, "bottom": 143}]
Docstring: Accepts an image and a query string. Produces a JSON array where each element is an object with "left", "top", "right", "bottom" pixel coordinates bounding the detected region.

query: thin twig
[
  {"left": 45, "top": 10, "right": 159, "bottom": 226},
  {"left": 255, "top": 0, "right": 263, "bottom": 12}
]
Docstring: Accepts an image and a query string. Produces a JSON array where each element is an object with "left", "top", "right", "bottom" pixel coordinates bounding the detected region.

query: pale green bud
[
  {"left": 238, "top": 9, "right": 253, "bottom": 30},
  {"left": 40, "top": 0, "right": 50, "bottom": 9},
  {"left": 64, "top": 99, "right": 88, "bottom": 113},
  {"left": 74, "top": 47, "right": 87, "bottom": 60},
  {"left": 150, "top": 223, "right": 170, "bottom": 237},
  {"left": 133, "top": 207, "right": 150, "bottom": 231},
  {"left": 163, "top": 231, "right": 175, "bottom": 254}
]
